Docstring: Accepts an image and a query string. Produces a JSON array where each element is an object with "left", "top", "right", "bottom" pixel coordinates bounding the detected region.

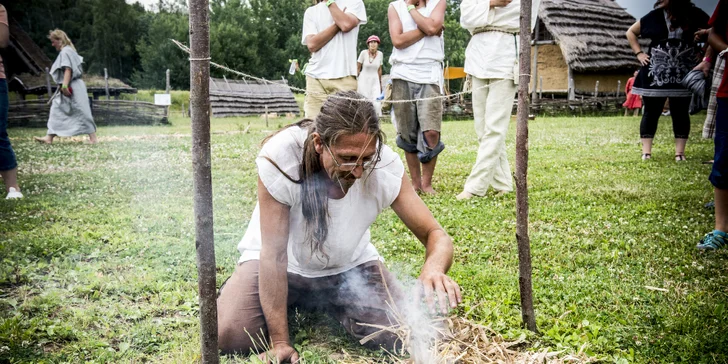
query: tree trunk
[
  {"left": 189, "top": 0, "right": 219, "bottom": 361},
  {"left": 516, "top": 0, "right": 537, "bottom": 333}
]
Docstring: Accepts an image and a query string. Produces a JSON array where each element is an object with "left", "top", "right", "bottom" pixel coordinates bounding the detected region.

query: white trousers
[{"left": 463, "top": 78, "right": 517, "bottom": 195}]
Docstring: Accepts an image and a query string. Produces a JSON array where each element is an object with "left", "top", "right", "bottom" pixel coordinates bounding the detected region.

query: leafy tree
[
  {"left": 87, "top": 0, "right": 145, "bottom": 82},
  {"left": 4, "top": 0, "right": 474, "bottom": 90},
  {"left": 131, "top": 10, "right": 190, "bottom": 89}
]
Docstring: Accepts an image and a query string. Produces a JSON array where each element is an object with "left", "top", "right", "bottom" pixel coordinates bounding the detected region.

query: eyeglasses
[{"left": 323, "top": 143, "right": 377, "bottom": 171}]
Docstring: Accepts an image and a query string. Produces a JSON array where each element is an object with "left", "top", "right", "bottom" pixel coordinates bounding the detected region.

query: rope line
[{"left": 172, "top": 39, "right": 529, "bottom": 104}]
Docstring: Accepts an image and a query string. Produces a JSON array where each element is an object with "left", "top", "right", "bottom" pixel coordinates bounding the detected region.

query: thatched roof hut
[
  {"left": 531, "top": 0, "right": 649, "bottom": 97},
  {"left": 209, "top": 77, "right": 300, "bottom": 117},
  {"left": 5, "top": 17, "right": 53, "bottom": 76},
  {"left": 9, "top": 72, "right": 137, "bottom": 99}
]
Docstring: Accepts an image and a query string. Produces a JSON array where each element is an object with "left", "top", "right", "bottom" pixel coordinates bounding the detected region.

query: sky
[
  {"left": 126, "top": 0, "right": 719, "bottom": 18},
  {"left": 615, "top": 0, "right": 716, "bottom": 18}
]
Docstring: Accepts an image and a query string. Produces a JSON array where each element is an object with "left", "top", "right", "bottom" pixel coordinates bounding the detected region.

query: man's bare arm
[
  {"left": 391, "top": 174, "right": 462, "bottom": 314},
  {"left": 407, "top": 0, "right": 446, "bottom": 36},
  {"left": 305, "top": 23, "right": 340, "bottom": 53},
  {"left": 329, "top": 3, "right": 360, "bottom": 33},
  {"left": 388, "top": 5, "right": 426, "bottom": 49},
  {"left": 257, "top": 177, "right": 297, "bottom": 360}
]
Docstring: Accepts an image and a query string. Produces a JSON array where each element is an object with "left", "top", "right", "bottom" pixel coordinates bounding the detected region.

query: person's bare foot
[
  {"left": 456, "top": 191, "right": 475, "bottom": 200},
  {"left": 420, "top": 186, "right": 436, "bottom": 195},
  {"left": 33, "top": 136, "right": 52, "bottom": 144}
]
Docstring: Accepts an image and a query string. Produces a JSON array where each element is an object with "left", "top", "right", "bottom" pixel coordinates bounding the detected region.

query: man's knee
[
  {"left": 418, "top": 130, "right": 444, "bottom": 163},
  {"left": 423, "top": 130, "right": 440, "bottom": 147},
  {"left": 218, "top": 324, "right": 266, "bottom": 355},
  {"left": 218, "top": 325, "right": 246, "bottom": 355}
]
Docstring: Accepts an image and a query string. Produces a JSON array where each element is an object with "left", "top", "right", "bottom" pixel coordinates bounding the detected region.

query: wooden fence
[
  {"left": 530, "top": 96, "right": 626, "bottom": 116},
  {"left": 8, "top": 99, "right": 169, "bottom": 128}
]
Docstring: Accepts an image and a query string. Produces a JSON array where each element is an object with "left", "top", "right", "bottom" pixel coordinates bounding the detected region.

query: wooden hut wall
[
  {"left": 530, "top": 43, "right": 569, "bottom": 93},
  {"left": 574, "top": 71, "right": 634, "bottom": 96}
]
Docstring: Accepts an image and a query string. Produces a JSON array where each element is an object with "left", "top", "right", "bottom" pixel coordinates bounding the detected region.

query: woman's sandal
[
  {"left": 675, "top": 154, "right": 686, "bottom": 162},
  {"left": 642, "top": 153, "right": 651, "bottom": 161}
]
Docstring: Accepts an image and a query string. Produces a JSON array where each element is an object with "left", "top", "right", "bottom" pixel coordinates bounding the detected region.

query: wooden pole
[
  {"left": 617, "top": 80, "right": 621, "bottom": 98},
  {"left": 189, "top": 0, "right": 219, "bottom": 361},
  {"left": 594, "top": 80, "right": 600, "bottom": 98},
  {"left": 166, "top": 69, "right": 171, "bottom": 118},
  {"left": 531, "top": 19, "right": 540, "bottom": 102},
  {"left": 539, "top": 76, "right": 543, "bottom": 100},
  {"left": 166, "top": 69, "right": 171, "bottom": 93},
  {"left": 567, "top": 67, "right": 575, "bottom": 101},
  {"left": 265, "top": 105, "right": 269, "bottom": 128},
  {"left": 104, "top": 68, "right": 110, "bottom": 101},
  {"left": 45, "top": 67, "right": 52, "bottom": 98},
  {"left": 516, "top": 0, "right": 537, "bottom": 333}
]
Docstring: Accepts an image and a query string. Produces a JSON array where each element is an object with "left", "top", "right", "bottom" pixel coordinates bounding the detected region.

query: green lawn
[{"left": 1, "top": 113, "right": 726, "bottom": 363}]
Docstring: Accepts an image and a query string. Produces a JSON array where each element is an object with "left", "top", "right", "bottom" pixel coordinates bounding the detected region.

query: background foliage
[{"left": 2, "top": 0, "right": 470, "bottom": 90}]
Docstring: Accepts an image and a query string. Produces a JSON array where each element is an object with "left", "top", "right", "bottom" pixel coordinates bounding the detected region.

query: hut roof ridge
[{"left": 538, "top": 0, "right": 648, "bottom": 72}]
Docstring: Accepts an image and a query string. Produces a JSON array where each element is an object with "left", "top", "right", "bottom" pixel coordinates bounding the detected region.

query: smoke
[
  {"left": 391, "top": 271, "right": 444, "bottom": 364},
  {"left": 339, "top": 263, "right": 448, "bottom": 363}
]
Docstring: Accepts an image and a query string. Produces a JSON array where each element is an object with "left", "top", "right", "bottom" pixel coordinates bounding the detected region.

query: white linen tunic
[
  {"left": 460, "top": 0, "right": 540, "bottom": 80},
  {"left": 237, "top": 126, "right": 405, "bottom": 278}
]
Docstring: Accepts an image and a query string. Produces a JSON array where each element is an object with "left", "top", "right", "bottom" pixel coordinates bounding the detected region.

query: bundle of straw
[
  {"left": 346, "top": 315, "right": 596, "bottom": 364},
  {"left": 341, "top": 266, "right": 596, "bottom": 363}
]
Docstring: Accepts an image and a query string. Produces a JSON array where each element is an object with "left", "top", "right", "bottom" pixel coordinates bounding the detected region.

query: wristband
[
  {"left": 635, "top": 51, "right": 644, "bottom": 56},
  {"left": 326, "top": 0, "right": 335, "bottom": 7},
  {"left": 407, "top": 4, "right": 416, "bottom": 11},
  {"left": 61, "top": 84, "right": 68, "bottom": 89},
  {"left": 703, "top": 56, "right": 713, "bottom": 64}
]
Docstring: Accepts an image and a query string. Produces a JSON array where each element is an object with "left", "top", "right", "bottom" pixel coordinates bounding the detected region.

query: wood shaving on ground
[{"left": 339, "top": 315, "right": 596, "bottom": 363}]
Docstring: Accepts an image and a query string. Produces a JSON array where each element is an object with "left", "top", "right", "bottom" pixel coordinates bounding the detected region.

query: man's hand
[
  {"left": 490, "top": 0, "right": 513, "bottom": 7},
  {"left": 418, "top": 269, "right": 462, "bottom": 315},
  {"left": 694, "top": 60, "right": 712, "bottom": 77},
  {"left": 61, "top": 86, "right": 72, "bottom": 97},
  {"left": 258, "top": 343, "right": 300, "bottom": 364}
]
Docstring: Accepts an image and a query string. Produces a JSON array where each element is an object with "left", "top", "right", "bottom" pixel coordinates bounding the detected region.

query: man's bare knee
[
  {"left": 218, "top": 325, "right": 263, "bottom": 355},
  {"left": 423, "top": 130, "right": 440, "bottom": 147}
]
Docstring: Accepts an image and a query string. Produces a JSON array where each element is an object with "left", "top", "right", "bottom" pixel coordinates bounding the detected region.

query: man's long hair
[{"left": 262, "top": 91, "right": 384, "bottom": 261}]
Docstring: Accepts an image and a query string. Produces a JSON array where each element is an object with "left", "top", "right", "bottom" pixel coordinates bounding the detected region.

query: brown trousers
[{"left": 217, "top": 260, "right": 403, "bottom": 355}]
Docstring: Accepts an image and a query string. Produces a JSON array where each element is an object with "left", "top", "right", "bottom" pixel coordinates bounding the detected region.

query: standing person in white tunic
[
  {"left": 357, "top": 35, "right": 384, "bottom": 116},
  {"left": 34, "top": 30, "right": 97, "bottom": 145},
  {"left": 388, "top": 0, "right": 446, "bottom": 195},
  {"left": 456, "top": 0, "right": 539, "bottom": 200},
  {"left": 302, "top": 0, "right": 367, "bottom": 119}
]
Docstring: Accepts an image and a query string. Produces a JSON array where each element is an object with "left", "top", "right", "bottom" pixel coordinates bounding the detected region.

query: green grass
[{"left": 1, "top": 114, "right": 727, "bottom": 363}]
